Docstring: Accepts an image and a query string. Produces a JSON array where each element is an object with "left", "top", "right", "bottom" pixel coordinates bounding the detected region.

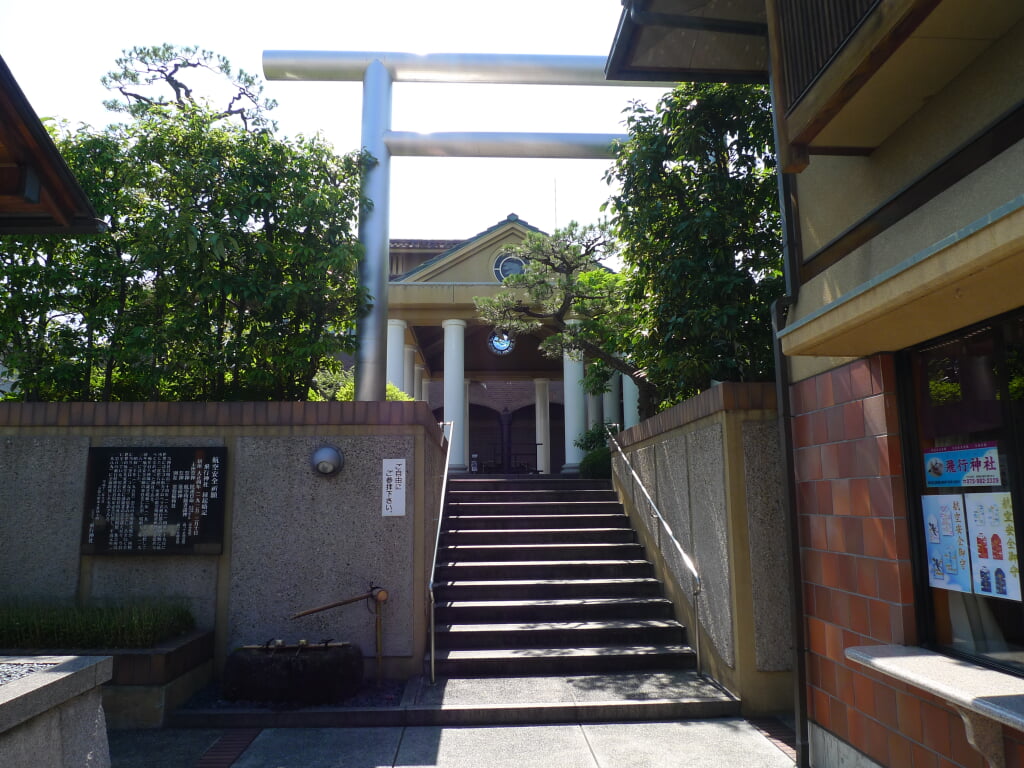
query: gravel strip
[{"left": 0, "top": 662, "right": 57, "bottom": 686}]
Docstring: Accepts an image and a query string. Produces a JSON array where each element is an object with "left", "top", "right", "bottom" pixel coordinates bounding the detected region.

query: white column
[
  {"left": 386, "top": 319, "right": 407, "bottom": 391},
  {"left": 421, "top": 376, "right": 431, "bottom": 404},
  {"left": 623, "top": 374, "right": 641, "bottom": 429},
  {"left": 414, "top": 365, "right": 425, "bottom": 402},
  {"left": 562, "top": 351, "right": 586, "bottom": 474},
  {"left": 603, "top": 373, "right": 622, "bottom": 428},
  {"left": 403, "top": 345, "right": 416, "bottom": 396},
  {"left": 534, "top": 378, "right": 551, "bottom": 474},
  {"left": 442, "top": 319, "right": 467, "bottom": 471}
]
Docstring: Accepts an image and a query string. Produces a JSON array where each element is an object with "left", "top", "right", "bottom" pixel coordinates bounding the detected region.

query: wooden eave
[
  {"left": 0, "top": 55, "right": 103, "bottom": 234},
  {"left": 606, "top": 1, "right": 1024, "bottom": 174},
  {"left": 767, "top": 0, "right": 1024, "bottom": 172},
  {"left": 605, "top": 0, "right": 769, "bottom": 84}
]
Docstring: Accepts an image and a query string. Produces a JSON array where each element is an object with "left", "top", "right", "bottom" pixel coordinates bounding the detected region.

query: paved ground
[
  {"left": 109, "top": 672, "right": 797, "bottom": 767},
  {"left": 109, "top": 719, "right": 796, "bottom": 768}
]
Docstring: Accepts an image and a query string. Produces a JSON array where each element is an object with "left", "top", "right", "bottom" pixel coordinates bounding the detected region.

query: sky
[{"left": 0, "top": 0, "right": 671, "bottom": 240}]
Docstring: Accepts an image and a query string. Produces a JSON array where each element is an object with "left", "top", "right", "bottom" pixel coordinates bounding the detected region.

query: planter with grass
[{"left": 0, "top": 600, "right": 213, "bottom": 729}]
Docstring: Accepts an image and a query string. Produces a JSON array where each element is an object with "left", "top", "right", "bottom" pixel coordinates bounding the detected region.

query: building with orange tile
[{"left": 609, "top": 2, "right": 1024, "bottom": 767}]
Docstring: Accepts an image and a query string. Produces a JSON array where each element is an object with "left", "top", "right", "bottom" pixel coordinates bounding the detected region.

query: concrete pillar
[
  {"left": 403, "top": 345, "right": 416, "bottom": 396},
  {"left": 421, "top": 376, "right": 431, "bottom": 404},
  {"left": 562, "top": 350, "right": 586, "bottom": 474},
  {"left": 386, "top": 319, "right": 407, "bottom": 391},
  {"left": 534, "top": 378, "right": 551, "bottom": 474},
  {"left": 623, "top": 374, "right": 640, "bottom": 429},
  {"left": 443, "top": 319, "right": 467, "bottom": 471},
  {"left": 603, "top": 373, "right": 622, "bottom": 428},
  {"left": 414, "top": 365, "right": 425, "bottom": 402}
]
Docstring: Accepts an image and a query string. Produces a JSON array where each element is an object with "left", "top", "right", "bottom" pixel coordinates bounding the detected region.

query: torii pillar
[{"left": 262, "top": 51, "right": 665, "bottom": 403}]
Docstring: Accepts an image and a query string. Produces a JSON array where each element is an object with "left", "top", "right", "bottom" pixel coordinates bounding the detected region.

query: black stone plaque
[{"left": 81, "top": 447, "right": 226, "bottom": 555}]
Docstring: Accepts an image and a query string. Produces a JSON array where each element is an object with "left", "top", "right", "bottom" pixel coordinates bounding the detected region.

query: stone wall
[
  {"left": 0, "top": 401, "right": 448, "bottom": 680},
  {"left": 612, "top": 382, "right": 792, "bottom": 715}
]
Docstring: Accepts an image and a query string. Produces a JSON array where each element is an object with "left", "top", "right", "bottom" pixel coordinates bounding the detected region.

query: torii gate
[{"left": 262, "top": 50, "right": 663, "bottom": 403}]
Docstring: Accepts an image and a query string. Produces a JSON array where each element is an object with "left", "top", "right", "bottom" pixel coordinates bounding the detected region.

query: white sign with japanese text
[{"left": 382, "top": 459, "right": 406, "bottom": 517}]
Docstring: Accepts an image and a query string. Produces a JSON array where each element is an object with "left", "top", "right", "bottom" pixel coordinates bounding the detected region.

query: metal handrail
[
  {"left": 604, "top": 423, "right": 703, "bottom": 677},
  {"left": 428, "top": 421, "right": 454, "bottom": 684}
]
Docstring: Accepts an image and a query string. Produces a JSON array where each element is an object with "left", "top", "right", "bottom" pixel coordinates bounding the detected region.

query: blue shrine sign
[{"left": 923, "top": 442, "right": 1001, "bottom": 488}]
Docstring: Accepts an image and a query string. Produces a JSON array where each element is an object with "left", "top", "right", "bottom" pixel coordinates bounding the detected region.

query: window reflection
[{"left": 910, "top": 316, "right": 1024, "bottom": 673}]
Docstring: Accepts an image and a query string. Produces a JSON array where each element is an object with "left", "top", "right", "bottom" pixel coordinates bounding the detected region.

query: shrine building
[{"left": 383, "top": 213, "right": 640, "bottom": 475}]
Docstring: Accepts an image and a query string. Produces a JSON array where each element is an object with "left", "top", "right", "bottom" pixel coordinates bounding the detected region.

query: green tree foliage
[
  {"left": 309, "top": 368, "right": 412, "bottom": 402},
  {"left": 474, "top": 222, "right": 660, "bottom": 417},
  {"left": 0, "top": 45, "right": 368, "bottom": 401},
  {"left": 605, "top": 82, "right": 782, "bottom": 405}
]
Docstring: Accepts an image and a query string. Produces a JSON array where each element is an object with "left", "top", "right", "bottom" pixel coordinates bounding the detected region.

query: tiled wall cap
[{"left": 847, "top": 644, "right": 1024, "bottom": 767}]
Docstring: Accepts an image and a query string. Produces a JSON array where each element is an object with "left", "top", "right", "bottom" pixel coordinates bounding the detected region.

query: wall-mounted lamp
[{"left": 311, "top": 445, "right": 344, "bottom": 476}]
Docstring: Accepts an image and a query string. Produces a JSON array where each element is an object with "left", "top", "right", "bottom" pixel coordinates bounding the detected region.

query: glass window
[
  {"left": 493, "top": 252, "right": 525, "bottom": 282},
  {"left": 908, "top": 311, "right": 1024, "bottom": 673}
]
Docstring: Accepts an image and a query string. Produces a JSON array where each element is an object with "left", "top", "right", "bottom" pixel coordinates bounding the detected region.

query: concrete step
[
  {"left": 444, "top": 513, "right": 630, "bottom": 530},
  {"left": 438, "top": 542, "right": 647, "bottom": 562},
  {"left": 447, "top": 477, "right": 613, "bottom": 493},
  {"left": 431, "top": 645, "right": 697, "bottom": 677},
  {"left": 434, "top": 559, "right": 656, "bottom": 581},
  {"left": 435, "top": 597, "right": 676, "bottom": 623},
  {"left": 440, "top": 527, "right": 636, "bottom": 546},
  {"left": 434, "top": 619, "right": 686, "bottom": 650},
  {"left": 448, "top": 489, "right": 619, "bottom": 503},
  {"left": 433, "top": 577, "right": 665, "bottom": 602},
  {"left": 446, "top": 500, "right": 623, "bottom": 515},
  {"left": 170, "top": 671, "right": 737, "bottom": 728}
]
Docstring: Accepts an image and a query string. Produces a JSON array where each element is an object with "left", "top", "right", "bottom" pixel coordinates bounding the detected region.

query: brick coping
[
  {"left": 0, "top": 400, "right": 442, "bottom": 438},
  {"left": 619, "top": 382, "right": 777, "bottom": 448}
]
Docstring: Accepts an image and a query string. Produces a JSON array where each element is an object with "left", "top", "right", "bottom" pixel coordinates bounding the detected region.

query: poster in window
[
  {"left": 923, "top": 442, "right": 1001, "bottom": 488},
  {"left": 921, "top": 494, "right": 972, "bottom": 593},
  {"left": 965, "top": 491, "right": 1021, "bottom": 602}
]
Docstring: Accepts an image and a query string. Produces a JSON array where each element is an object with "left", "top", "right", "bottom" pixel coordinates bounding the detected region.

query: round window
[
  {"left": 487, "top": 331, "right": 515, "bottom": 356},
  {"left": 493, "top": 252, "right": 525, "bottom": 282}
]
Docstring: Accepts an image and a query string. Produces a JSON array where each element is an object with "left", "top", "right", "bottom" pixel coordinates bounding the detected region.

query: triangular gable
[{"left": 394, "top": 213, "right": 545, "bottom": 284}]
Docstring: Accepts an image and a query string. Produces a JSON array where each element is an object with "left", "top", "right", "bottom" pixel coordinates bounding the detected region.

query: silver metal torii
[{"left": 262, "top": 50, "right": 666, "bottom": 401}]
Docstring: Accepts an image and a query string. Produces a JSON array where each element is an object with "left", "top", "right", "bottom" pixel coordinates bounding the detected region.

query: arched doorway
[
  {"left": 467, "top": 403, "right": 501, "bottom": 473},
  {"left": 433, "top": 399, "right": 566, "bottom": 474},
  {"left": 508, "top": 403, "right": 565, "bottom": 475}
]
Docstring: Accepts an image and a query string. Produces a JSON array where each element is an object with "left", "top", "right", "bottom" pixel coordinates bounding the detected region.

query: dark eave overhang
[
  {"left": 0, "top": 54, "right": 104, "bottom": 234},
  {"left": 606, "top": 0, "right": 770, "bottom": 84}
]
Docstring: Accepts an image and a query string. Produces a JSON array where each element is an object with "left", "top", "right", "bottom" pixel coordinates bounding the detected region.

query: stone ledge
[
  {"left": 847, "top": 644, "right": 1024, "bottom": 768},
  {"left": 2, "top": 628, "right": 215, "bottom": 686},
  {"left": 0, "top": 655, "right": 112, "bottom": 733},
  {"left": 618, "top": 382, "right": 776, "bottom": 448}
]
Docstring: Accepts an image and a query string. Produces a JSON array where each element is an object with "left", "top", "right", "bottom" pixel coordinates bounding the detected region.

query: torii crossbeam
[{"left": 262, "top": 50, "right": 665, "bottom": 401}]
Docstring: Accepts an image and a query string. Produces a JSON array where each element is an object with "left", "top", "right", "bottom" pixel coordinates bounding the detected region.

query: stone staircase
[
  {"left": 421, "top": 475, "right": 738, "bottom": 723},
  {"left": 432, "top": 476, "right": 701, "bottom": 677}
]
